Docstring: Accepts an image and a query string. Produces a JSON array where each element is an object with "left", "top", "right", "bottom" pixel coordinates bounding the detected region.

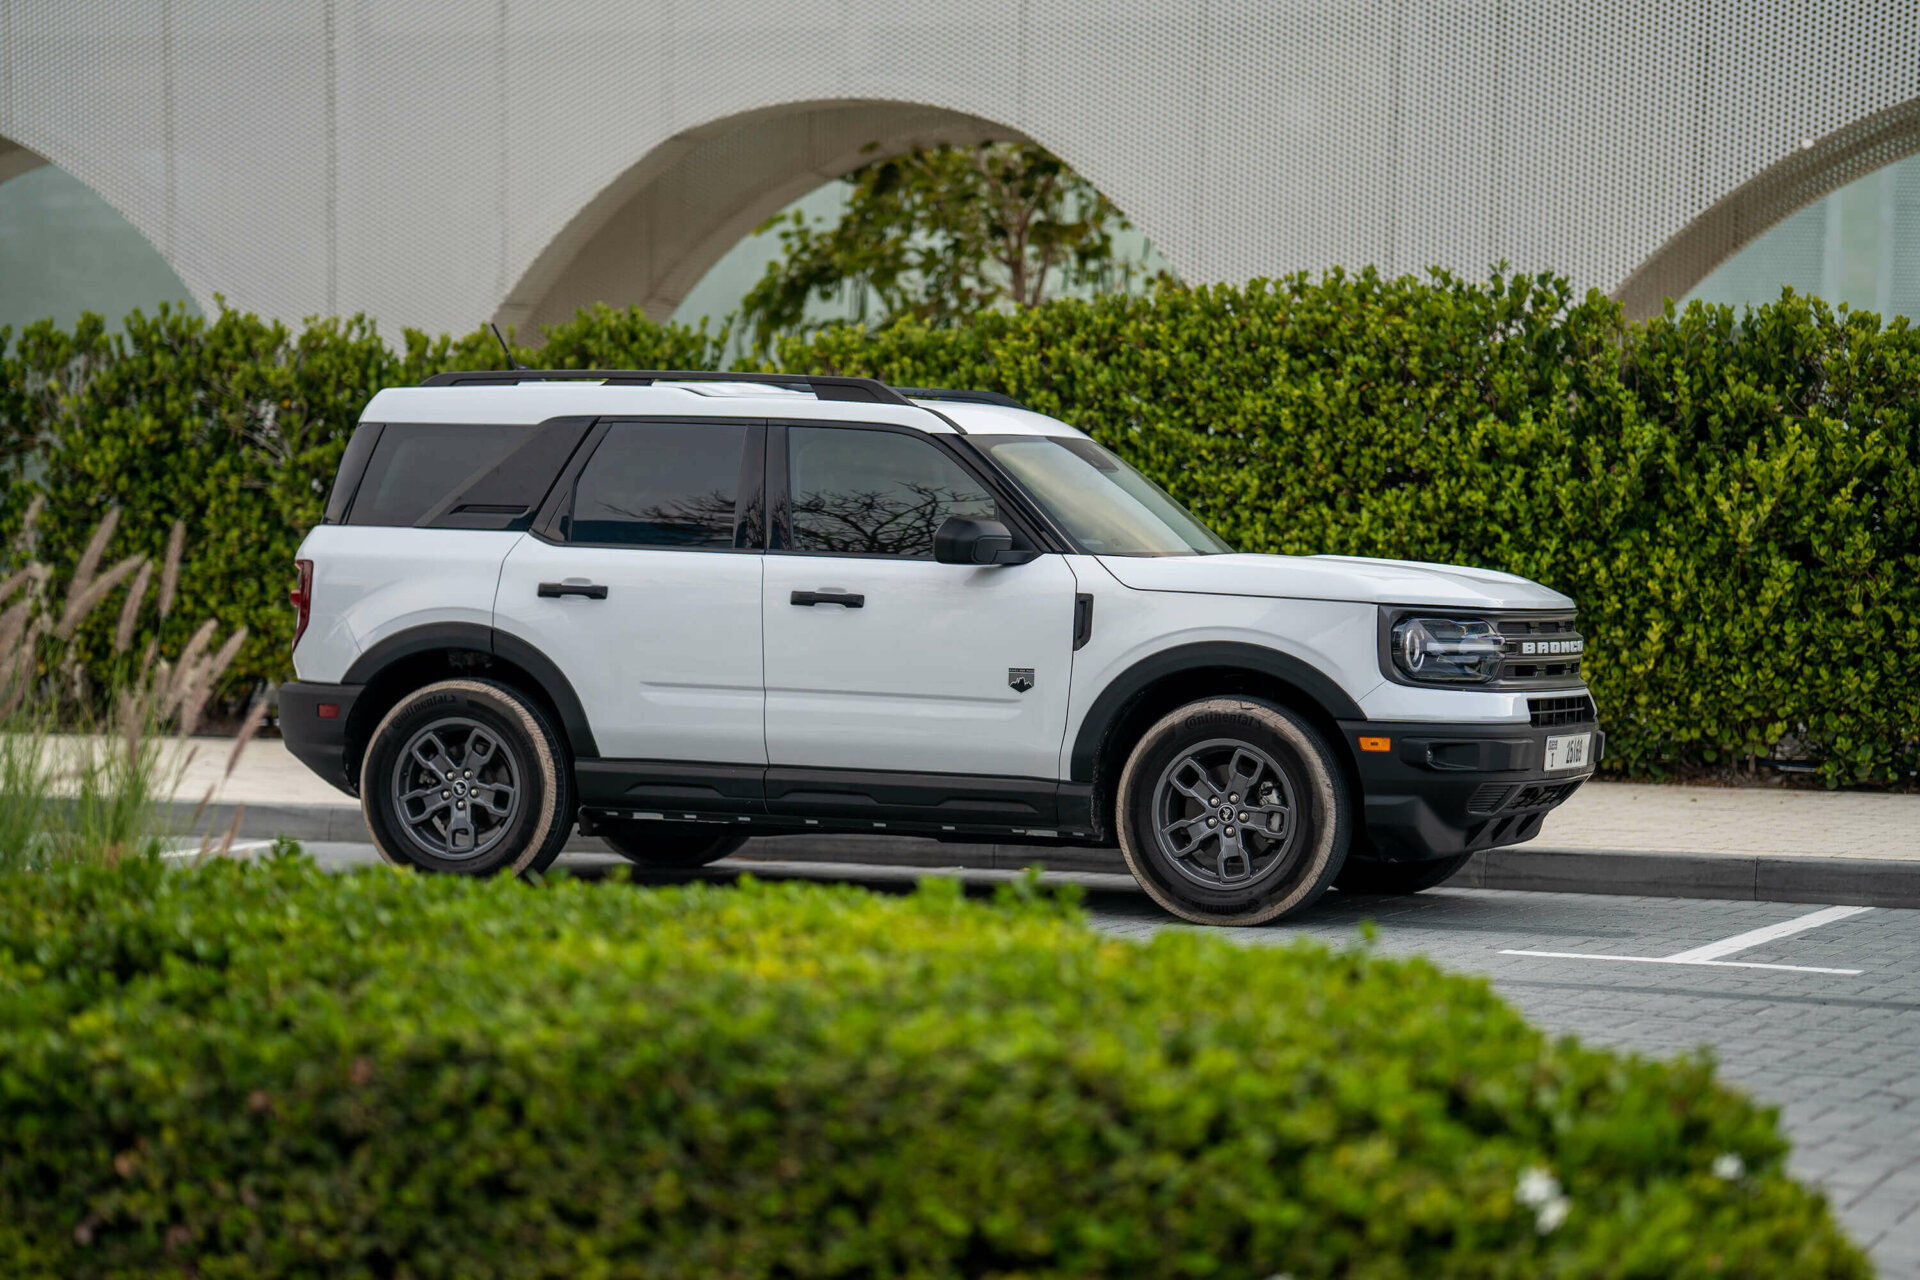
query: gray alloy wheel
[
  {"left": 390, "top": 717, "right": 522, "bottom": 861},
  {"left": 1117, "top": 697, "right": 1350, "bottom": 926},
  {"left": 1150, "top": 737, "right": 1302, "bottom": 891},
  {"left": 360, "top": 678, "right": 573, "bottom": 877}
]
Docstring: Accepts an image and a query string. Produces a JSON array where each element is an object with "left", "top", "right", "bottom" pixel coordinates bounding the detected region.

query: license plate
[{"left": 1545, "top": 732, "right": 1592, "bottom": 772}]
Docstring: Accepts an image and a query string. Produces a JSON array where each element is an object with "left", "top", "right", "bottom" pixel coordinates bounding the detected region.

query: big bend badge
[{"left": 1008, "top": 667, "right": 1036, "bottom": 694}]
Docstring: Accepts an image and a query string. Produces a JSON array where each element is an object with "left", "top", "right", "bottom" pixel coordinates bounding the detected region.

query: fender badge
[{"left": 1008, "top": 667, "right": 1035, "bottom": 693}]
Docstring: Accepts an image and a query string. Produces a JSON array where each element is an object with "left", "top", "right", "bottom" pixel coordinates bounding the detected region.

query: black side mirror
[{"left": 934, "top": 515, "right": 1034, "bottom": 565}]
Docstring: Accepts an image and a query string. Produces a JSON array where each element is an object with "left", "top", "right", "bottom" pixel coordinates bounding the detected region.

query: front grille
[
  {"left": 1529, "top": 694, "right": 1597, "bottom": 728},
  {"left": 1494, "top": 614, "right": 1584, "bottom": 683}
]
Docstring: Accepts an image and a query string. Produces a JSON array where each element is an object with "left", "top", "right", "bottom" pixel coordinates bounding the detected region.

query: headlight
[{"left": 1391, "top": 617, "right": 1504, "bottom": 684}]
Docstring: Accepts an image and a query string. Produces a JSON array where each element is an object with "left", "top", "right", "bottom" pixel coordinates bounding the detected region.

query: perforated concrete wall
[{"left": 1, "top": 0, "right": 1915, "bottom": 335}]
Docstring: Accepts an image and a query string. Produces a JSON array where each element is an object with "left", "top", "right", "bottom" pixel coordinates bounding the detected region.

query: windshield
[{"left": 975, "top": 435, "right": 1233, "bottom": 557}]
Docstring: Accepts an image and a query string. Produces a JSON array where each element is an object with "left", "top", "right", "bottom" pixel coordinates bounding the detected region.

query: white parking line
[
  {"left": 160, "top": 839, "right": 275, "bottom": 860},
  {"left": 1501, "top": 904, "right": 1874, "bottom": 976}
]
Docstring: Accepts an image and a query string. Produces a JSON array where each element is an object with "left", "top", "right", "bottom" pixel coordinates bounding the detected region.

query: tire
[
  {"left": 360, "top": 678, "right": 574, "bottom": 877},
  {"left": 597, "top": 821, "right": 748, "bottom": 868},
  {"left": 1116, "top": 697, "right": 1351, "bottom": 926},
  {"left": 1334, "top": 851, "right": 1473, "bottom": 895}
]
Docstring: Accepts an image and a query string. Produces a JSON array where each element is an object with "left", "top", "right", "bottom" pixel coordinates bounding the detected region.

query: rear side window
[
  {"left": 563, "top": 421, "right": 749, "bottom": 548},
  {"left": 345, "top": 423, "right": 527, "bottom": 527}
]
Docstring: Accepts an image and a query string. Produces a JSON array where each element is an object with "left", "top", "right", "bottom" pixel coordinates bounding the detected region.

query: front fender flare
[{"left": 1068, "top": 640, "right": 1365, "bottom": 784}]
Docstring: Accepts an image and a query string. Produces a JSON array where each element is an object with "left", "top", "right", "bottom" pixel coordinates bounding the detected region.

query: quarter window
[
  {"left": 787, "top": 427, "right": 997, "bottom": 558},
  {"left": 565, "top": 422, "right": 747, "bottom": 548},
  {"left": 346, "top": 423, "right": 526, "bottom": 527}
]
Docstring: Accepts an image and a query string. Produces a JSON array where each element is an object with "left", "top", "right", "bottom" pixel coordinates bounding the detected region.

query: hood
[{"left": 1096, "top": 553, "right": 1575, "bottom": 611}]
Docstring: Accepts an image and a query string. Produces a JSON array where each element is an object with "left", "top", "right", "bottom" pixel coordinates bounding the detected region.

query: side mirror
[{"left": 934, "top": 515, "right": 1034, "bottom": 565}]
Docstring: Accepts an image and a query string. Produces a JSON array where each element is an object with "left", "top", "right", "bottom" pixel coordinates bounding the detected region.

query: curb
[{"left": 169, "top": 800, "right": 1920, "bottom": 909}]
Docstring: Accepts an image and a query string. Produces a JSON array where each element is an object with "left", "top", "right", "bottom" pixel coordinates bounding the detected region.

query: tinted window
[
  {"left": 565, "top": 421, "right": 746, "bottom": 548},
  {"left": 787, "top": 426, "right": 996, "bottom": 557},
  {"left": 347, "top": 423, "right": 527, "bottom": 526}
]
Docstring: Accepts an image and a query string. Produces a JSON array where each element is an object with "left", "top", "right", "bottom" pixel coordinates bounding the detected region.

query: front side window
[
  {"left": 565, "top": 421, "right": 748, "bottom": 548},
  {"left": 787, "top": 426, "right": 996, "bottom": 557},
  {"left": 976, "top": 434, "right": 1232, "bottom": 556}
]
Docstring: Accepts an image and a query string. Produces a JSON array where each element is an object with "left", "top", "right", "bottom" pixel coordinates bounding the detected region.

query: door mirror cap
[{"left": 934, "top": 515, "right": 1035, "bottom": 565}]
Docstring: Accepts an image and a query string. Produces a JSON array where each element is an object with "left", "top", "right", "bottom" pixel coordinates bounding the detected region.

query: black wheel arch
[
  {"left": 1070, "top": 642, "right": 1366, "bottom": 843},
  {"left": 339, "top": 623, "right": 598, "bottom": 793}
]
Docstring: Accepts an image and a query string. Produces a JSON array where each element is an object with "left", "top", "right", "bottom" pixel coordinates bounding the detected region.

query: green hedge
[
  {"left": 0, "top": 856, "right": 1868, "bottom": 1277},
  {"left": 3, "top": 273, "right": 1916, "bottom": 782}
]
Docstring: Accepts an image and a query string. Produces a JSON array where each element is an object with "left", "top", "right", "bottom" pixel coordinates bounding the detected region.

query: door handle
[
  {"left": 538, "top": 581, "right": 609, "bottom": 599},
  {"left": 790, "top": 589, "right": 864, "bottom": 608}
]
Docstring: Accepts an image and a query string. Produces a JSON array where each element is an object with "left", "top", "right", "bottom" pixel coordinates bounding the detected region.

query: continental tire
[
  {"left": 1117, "top": 697, "right": 1350, "bottom": 926},
  {"left": 1334, "top": 851, "right": 1473, "bottom": 895},
  {"left": 597, "top": 821, "right": 748, "bottom": 869},
  {"left": 360, "top": 678, "right": 574, "bottom": 877}
]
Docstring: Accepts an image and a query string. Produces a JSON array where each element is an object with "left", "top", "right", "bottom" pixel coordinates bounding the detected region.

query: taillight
[{"left": 290, "top": 559, "right": 314, "bottom": 651}]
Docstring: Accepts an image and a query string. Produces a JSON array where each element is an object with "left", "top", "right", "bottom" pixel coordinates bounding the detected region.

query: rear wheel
[
  {"left": 360, "top": 678, "right": 574, "bottom": 877},
  {"left": 1335, "top": 852, "right": 1473, "bottom": 895},
  {"left": 1116, "top": 697, "right": 1350, "bottom": 926},
  {"left": 596, "top": 820, "right": 747, "bottom": 868}
]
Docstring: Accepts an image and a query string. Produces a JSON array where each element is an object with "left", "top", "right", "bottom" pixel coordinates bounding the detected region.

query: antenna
[{"left": 488, "top": 322, "right": 527, "bottom": 370}]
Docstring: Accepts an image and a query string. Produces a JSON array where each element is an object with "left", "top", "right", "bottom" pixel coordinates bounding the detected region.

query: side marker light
[{"left": 1358, "top": 736, "right": 1391, "bottom": 753}]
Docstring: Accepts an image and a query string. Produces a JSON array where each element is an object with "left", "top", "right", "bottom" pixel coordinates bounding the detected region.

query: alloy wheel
[{"left": 1150, "top": 737, "right": 1300, "bottom": 890}]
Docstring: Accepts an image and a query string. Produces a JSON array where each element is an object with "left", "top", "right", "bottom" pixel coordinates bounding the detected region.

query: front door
[
  {"left": 493, "top": 419, "right": 765, "bottom": 766},
  {"left": 760, "top": 423, "right": 1080, "bottom": 788}
]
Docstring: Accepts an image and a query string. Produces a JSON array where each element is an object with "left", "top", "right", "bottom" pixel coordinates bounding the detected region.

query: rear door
[{"left": 493, "top": 419, "right": 766, "bottom": 767}]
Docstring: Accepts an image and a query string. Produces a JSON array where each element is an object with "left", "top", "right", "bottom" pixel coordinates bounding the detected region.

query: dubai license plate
[{"left": 1545, "top": 732, "right": 1592, "bottom": 772}]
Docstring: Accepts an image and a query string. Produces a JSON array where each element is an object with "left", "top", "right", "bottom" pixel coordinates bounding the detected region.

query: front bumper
[
  {"left": 1337, "top": 718, "right": 1602, "bottom": 860},
  {"left": 278, "top": 680, "right": 364, "bottom": 797}
]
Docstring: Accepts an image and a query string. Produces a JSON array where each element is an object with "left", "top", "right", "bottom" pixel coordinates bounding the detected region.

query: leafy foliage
[
  {"left": 738, "top": 142, "right": 1157, "bottom": 353},
  {"left": 0, "top": 856, "right": 1869, "bottom": 1277},
  {"left": 2, "top": 273, "right": 1915, "bottom": 782}
]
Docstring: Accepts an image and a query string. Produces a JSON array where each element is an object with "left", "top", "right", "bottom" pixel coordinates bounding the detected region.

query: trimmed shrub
[
  {"left": 0, "top": 857, "right": 1868, "bottom": 1277},
  {"left": 3, "top": 274, "right": 1916, "bottom": 782}
]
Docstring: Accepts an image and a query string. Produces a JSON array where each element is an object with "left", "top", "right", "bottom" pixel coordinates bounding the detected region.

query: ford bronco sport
[{"left": 283, "top": 371, "right": 1600, "bottom": 925}]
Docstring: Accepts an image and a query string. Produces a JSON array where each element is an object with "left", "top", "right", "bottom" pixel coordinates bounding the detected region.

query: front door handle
[
  {"left": 538, "top": 581, "right": 609, "bottom": 600},
  {"left": 790, "top": 589, "right": 864, "bottom": 608}
]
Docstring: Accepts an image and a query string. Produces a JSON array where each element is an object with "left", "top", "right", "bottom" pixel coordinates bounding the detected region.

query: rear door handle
[
  {"left": 538, "top": 581, "right": 609, "bottom": 599},
  {"left": 790, "top": 589, "right": 864, "bottom": 608}
]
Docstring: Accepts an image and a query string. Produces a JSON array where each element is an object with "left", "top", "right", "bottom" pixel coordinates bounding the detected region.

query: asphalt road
[{"left": 269, "top": 841, "right": 1920, "bottom": 1276}]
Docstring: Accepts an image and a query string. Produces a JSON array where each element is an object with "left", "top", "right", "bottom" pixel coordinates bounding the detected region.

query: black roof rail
[
  {"left": 892, "top": 386, "right": 1029, "bottom": 410},
  {"left": 418, "top": 369, "right": 915, "bottom": 406}
]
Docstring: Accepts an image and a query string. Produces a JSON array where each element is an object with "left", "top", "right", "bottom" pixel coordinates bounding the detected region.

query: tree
[{"left": 738, "top": 142, "right": 1160, "bottom": 354}]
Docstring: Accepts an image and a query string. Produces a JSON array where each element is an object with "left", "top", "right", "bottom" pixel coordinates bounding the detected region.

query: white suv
[{"left": 284, "top": 371, "right": 1600, "bottom": 925}]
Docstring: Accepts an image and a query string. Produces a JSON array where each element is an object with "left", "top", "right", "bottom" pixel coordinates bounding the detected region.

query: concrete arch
[
  {"left": 1615, "top": 96, "right": 1920, "bottom": 321},
  {"left": 493, "top": 99, "right": 1035, "bottom": 336}
]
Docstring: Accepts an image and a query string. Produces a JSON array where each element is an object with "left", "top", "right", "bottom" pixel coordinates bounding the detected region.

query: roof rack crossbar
[{"left": 419, "top": 369, "right": 916, "bottom": 406}]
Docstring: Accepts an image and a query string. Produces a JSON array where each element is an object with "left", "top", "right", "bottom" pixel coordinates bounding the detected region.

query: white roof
[{"left": 359, "top": 382, "right": 1089, "bottom": 439}]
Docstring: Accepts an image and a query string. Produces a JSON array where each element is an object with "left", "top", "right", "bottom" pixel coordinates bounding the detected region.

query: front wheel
[
  {"left": 597, "top": 820, "right": 747, "bottom": 868},
  {"left": 1334, "top": 851, "right": 1473, "bottom": 895},
  {"left": 1116, "top": 697, "right": 1351, "bottom": 926}
]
